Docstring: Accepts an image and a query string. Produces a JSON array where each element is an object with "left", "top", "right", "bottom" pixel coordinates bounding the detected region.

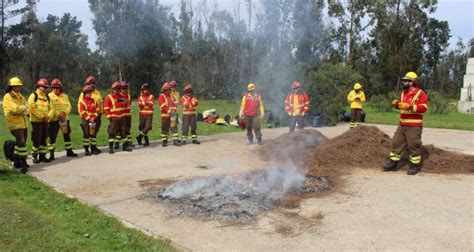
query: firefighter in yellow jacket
[
  {"left": 347, "top": 83, "right": 366, "bottom": 128},
  {"left": 3, "top": 77, "right": 30, "bottom": 172},
  {"left": 28, "top": 78, "right": 54, "bottom": 164},
  {"left": 48, "top": 78, "right": 77, "bottom": 160}
]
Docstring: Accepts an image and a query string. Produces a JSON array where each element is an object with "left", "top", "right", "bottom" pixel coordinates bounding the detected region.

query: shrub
[{"left": 427, "top": 90, "right": 450, "bottom": 114}]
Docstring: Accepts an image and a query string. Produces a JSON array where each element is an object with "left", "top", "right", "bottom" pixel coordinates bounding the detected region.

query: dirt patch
[{"left": 138, "top": 179, "right": 176, "bottom": 192}]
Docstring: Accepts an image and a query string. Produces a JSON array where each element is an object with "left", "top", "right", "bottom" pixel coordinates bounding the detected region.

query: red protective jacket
[
  {"left": 104, "top": 92, "right": 127, "bottom": 120},
  {"left": 79, "top": 96, "right": 99, "bottom": 122},
  {"left": 138, "top": 93, "right": 155, "bottom": 116},
  {"left": 398, "top": 87, "right": 429, "bottom": 127},
  {"left": 158, "top": 93, "right": 177, "bottom": 118},
  {"left": 181, "top": 94, "right": 199, "bottom": 115},
  {"left": 240, "top": 93, "right": 264, "bottom": 117},
  {"left": 285, "top": 92, "right": 309, "bottom": 116}
]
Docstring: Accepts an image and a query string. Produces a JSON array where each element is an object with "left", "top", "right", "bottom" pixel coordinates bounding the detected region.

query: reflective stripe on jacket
[
  {"left": 399, "top": 88, "right": 429, "bottom": 126},
  {"left": 347, "top": 90, "right": 366, "bottom": 109},
  {"left": 285, "top": 92, "right": 309, "bottom": 116},
  {"left": 158, "top": 93, "right": 176, "bottom": 118},
  {"left": 103, "top": 93, "right": 127, "bottom": 119},
  {"left": 79, "top": 97, "right": 99, "bottom": 121},
  {"left": 28, "top": 89, "right": 52, "bottom": 122},
  {"left": 181, "top": 94, "right": 198, "bottom": 115},
  {"left": 48, "top": 92, "right": 72, "bottom": 121},
  {"left": 78, "top": 89, "right": 103, "bottom": 114},
  {"left": 241, "top": 93, "right": 264, "bottom": 117},
  {"left": 3, "top": 91, "right": 29, "bottom": 130},
  {"left": 139, "top": 93, "right": 155, "bottom": 115}
]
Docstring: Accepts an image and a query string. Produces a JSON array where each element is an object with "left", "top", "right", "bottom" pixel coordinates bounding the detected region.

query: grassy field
[{"left": 363, "top": 106, "right": 474, "bottom": 131}]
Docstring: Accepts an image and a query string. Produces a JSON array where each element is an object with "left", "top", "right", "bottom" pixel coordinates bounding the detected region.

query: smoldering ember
[{"left": 148, "top": 166, "right": 333, "bottom": 223}]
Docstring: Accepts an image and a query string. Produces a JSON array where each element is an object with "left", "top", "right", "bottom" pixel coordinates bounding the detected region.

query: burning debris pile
[{"left": 150, "top": 166, "right": 333, "bottom": 223}]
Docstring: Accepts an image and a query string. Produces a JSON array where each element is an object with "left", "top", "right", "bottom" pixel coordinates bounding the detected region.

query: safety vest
[
  {"left": 347, "top": 90, "right": 366, "bottom": 109},
  {"left": 79, "top": 96, "right": 99, "bottom": 121},
  {"left": 285, "top": 92, "right": 309, "bottom": 116},
  {"left": 241, "top": 93, "right": 264, "bottom": 117},
  {"left": 158, "top": 93, "right": 177, "bottom": 118},
  {"left": 181, "top": 94, "right": 199, "bottom": 115},
  {"left": 138, "top": 93, "right": 155, "bottom": 116},
  {"left": 3, "top": 91, "right": 29, "bottom": 130},
  {"left": 78, "top": 89, "right": 103, "bottom": 114},
  {"left": 48, "top": 92, "right": 72, "bottom": 121},
  {"left": 28, "top": 89, "right": 52, "bottom": 122},
  {"left": 104, "top": 93, "right": 127, "bottom": 119},
  {"left": 399, "top": 88, "right": 429, "bottom": 127}
]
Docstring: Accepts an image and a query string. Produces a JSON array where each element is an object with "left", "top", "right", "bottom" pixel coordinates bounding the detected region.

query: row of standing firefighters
[{"left": 4, "top": 71, "right": 428, "bottom": 175}]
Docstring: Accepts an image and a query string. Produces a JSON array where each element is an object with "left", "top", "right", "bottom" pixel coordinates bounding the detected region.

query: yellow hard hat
[
  {"left": 402, "top": 71, "right": 418, "bottom": 81},
  {"left": 354, "top": 83, "right": 362, "bottom": 89},
  {"left": 8, "top": 77, "right": 23, "bottom": 87},
  {"left": 247, "top": 83, "right": 255, "bottom": 91}
]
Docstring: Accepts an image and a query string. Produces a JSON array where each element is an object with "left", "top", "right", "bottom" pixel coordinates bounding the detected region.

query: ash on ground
[{"left": 148, "top": 167, "right": 333, "bottom": 224}]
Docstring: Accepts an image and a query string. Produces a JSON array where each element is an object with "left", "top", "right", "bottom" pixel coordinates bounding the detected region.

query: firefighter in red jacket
[
  {"left": 136, "top": 83, "right": 154, "bottom": 146},
  {"left": 180, "top": 84, "right": 200, "bottom": 145},
  {"left": 383, "top": 71, "right": 429, "bottom": 175},
  {"left": 104, "top": 82, "right": 132, "bottom": 153},
  {"left": 78, "top": 85, "right": 100, "bottom": 156},
  {"left": 239, "top": 83, "right": 264, "bottom": 145},
  {"left": 158, "top": 82, "right": 181, "bottom": 147},
  {"left": 285, "top": 81, "right": 309, "bottom": 133},
  {"left": 120, "top": 82, "right": 134, "bottom": 148}
]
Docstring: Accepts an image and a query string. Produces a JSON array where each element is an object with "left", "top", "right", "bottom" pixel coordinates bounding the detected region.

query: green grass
[
  {"left": 363, "top": 106, "right": 474, "bottom": 131},
  {"left": 0, "top": 169, "right": 173, "bottom": 251},
  {"left": 0, "top": 99, "right": 242, "bottom": 151}
]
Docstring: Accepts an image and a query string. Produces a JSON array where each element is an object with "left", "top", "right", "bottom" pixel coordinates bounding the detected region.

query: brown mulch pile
[{"left": 262, "top": 126, "right": 474, "bottom": 175}]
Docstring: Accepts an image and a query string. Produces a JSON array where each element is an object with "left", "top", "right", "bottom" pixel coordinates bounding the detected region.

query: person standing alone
[
  {"left": 239, "top": 83, "right": 264, "bottom": 145},
  {"left": 347, "top": 83, "right": 366, "bottom": 128}
]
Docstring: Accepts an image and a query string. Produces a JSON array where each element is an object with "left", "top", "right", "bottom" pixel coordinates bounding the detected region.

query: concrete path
[{"left": 29, "top": 124, "right": 473, "bottom": 251}]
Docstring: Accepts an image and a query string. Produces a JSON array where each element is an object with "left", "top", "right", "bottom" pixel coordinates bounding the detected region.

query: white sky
[{"left": 5, "top": 0, "right": 473, "bottom": 51}]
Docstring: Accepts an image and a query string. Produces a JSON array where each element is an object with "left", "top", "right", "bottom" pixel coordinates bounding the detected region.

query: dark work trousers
[
  {"left": 125, "top": 116, "right": 132, "bottom": 142},
  {"left": 139, "top": 115, "right": 153, "bottom": 135},
  {"left": 81, "top": 119, "right": 98, "bottom": 147},
  {"left": 108, "top": 118, "right": 127, "bottom": 145},
  {"left": 95, "top": 114, "right": 102, "bottom": 134},
  {"left": 350, "top": 108, "right": 362, "bottom": 123},
  {"left": 245, "top": 115, "right": 262, "bottom": 141},
  {"left": 48, "top": 120, "right": 73, "bottom": 151},
  {"left": 161, "top": 117, "right": 171, "bottom": 141},
  {"left": 11, "top": 129, "right": 28, "bottom": 159},
  {"left": 182, "top": 114, "right": 197, "bottom": 139},
  {"left": 169, "top": 114, "right": 179, "bottom": 140},
  {"left": 389, "top": 125, "right": 423, "bottom": 164},
  {"left": 31, "top": 122, "right": 49, "bottom": 156},
  {"left": 289, "top": 116, "right": 305, "bottom": 133}
]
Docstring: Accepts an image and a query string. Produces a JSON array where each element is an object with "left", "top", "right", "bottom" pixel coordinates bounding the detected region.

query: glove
[
  {"left": 288, "top": 112, "right": 291, "bottom": 116},
  {"left": 41, "top": 116, "right": 49, "bottom": 123},
  {"left": 59, "top": 112, "right": 66, "bottom": 121},
  {"left": 398, "top": 102, "right": 411, "bottom": 111},
  {"left": 260, "top": 112, "right": 265, "bottom": 119},
  {"left": 354, "top": 97, "right": 361, "bottom": 101},
  {"left": 301, "top": 112, "right": 306, "bottom": 117},
  {"left": 19, "top": 105, "right": 27, "bottom": 112},
  {"left": 239, "top": 110, "right": 244, "bottom": 118},
  {"left": 391, "top": 99, "right": 399, "bottom": 108}
]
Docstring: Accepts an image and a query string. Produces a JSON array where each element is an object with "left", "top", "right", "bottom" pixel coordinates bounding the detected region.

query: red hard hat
[
  {"left": 184, "top": 84, "right": 193, "bottom": 90},
  {"left": 85, "top": 75, "right": 95, "bottom": 85},
  {"left": 120, "top": 82, "right": 129, "bottom": 89},
  {"left": 141, "top": 83, "right": 150, "bottom": 90},
  {"left": 291, "top": 81, "right": 301, "bottom": 89},
  {"left": 36, "top": 78, "right": 49, "bottom": 88},
  {"left": 83, "top": 85, "right": 94, "bottom": 93},
  {"left": 169, "top": 80, "right": 177, "bottom": 87},
  {"left": 111, "top": 81, "right": 121, "bottom": 89},
  {"left": 162, "top": 82, "right": 171, "bottom": 90},
  {"left": 51, "top": 79, "right": 62, "bottom": 88}
]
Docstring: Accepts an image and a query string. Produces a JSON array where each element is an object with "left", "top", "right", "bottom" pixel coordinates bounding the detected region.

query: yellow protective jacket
[
  {"left": 48, "top": 92, "right": 72, "bottom": 121},
  {"left": 171, "top": 90, "right": 180, "bottom": 105},
  {"left": 347, "top": 90, "right": 366, "bottom": 109},
  {"left": 78, "top": 89, "right": 103, "bottom": 114},
  {"left": 28, "top": 89, "right": 53, "bottom": 122},
  {"left": 3, "top": 91, "right": 29, "bottom": 130}
]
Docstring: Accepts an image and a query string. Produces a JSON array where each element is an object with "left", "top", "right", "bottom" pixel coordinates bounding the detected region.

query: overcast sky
[{"left": 6, "top": 0, "right": 473, "bottom": 51}]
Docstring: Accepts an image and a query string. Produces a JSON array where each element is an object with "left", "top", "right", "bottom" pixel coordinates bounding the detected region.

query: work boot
[
  {"left": 114, "top": 141, "right": 120, "bottom": 150},
  {"left": 143, "top": 136, "right": 150, "bottom": 146},
  {"left": 21, "top": 157, "right": 29, "bottom": 168},
  {"left": 39, "top": 153, "right": 50, "bottom": 163},
  {"left": 136, "top": 134, "right": 143, "bottom": 145},
  {"left": 91, "top": 145, "right": 101, "bottom": 155},
  {"left": 407, "top": 163, "right": 421, "bottom": 175},
  {"left": 108, "top": 142, "right": 115, "bottom": 154},
  {"left": 128, "top": 140, "right": 135, "bottom": 148},
  {"left": 247, "top": 138, "right": 254, "bottom": 145},
  {"left": 49, "top": 150, "right": 55, "bottom": 161},
  {"left": 122, "top": 142, "right": 133, "bottom": 152},
  {"left": 192, "top": 139, "right": 200, "bottom": 145},
  {"left": 13, "top": 156, "right": 22, "bottom": 169},
  {"left": 257, "top": 138, "right": 263, "bottom": 145},
  {"left": 84, "top": 146, "right": 91, "bottom": 156},
  {"left": 32, "top": 154, "right": 40, "bottom": 164},
  {"left": 162, "top": 140, "right": 168, "bottom": 147},
  {"left": 382, "top": 160, "right": 398, "bottom": 171},
  {"left": 181, "top": 139, "right": 187, "bottom": 145},
  {"left": 66, "top": 149, "right": 78, "bottom": 157},
  {"left": 173, "top": 140, "right": 182, "bottom": 147}
]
